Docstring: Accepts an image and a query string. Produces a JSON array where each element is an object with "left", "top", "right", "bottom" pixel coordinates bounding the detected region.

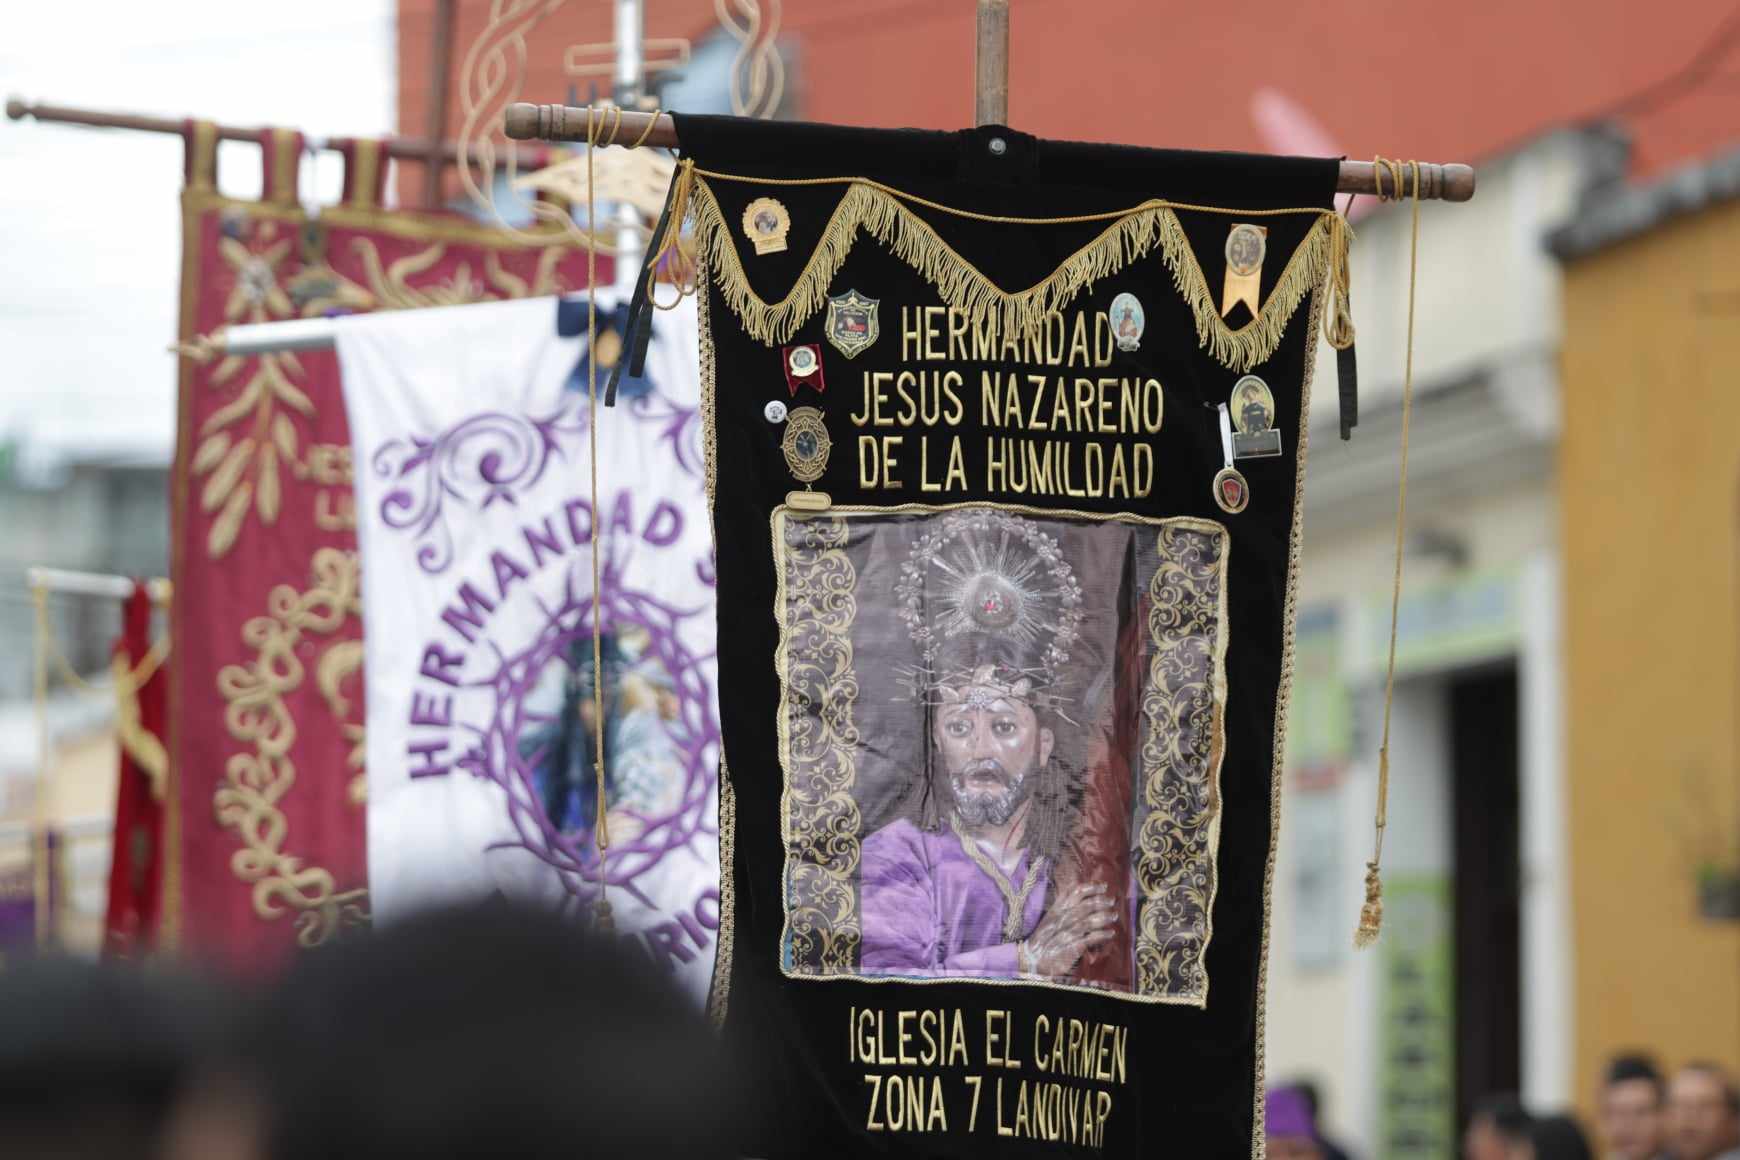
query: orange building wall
[
  {"left": 398, "top": 0, "right": 1740, "bottom": 177},
  {"left": 1559, "top": 199, "right": 1740, "bottom": 1107}
]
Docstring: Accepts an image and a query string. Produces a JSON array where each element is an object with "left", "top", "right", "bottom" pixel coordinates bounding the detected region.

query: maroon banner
[
  {"left": 102, "top": 585, "right": 167, "bottom": 958},
  {"left": 169, "top": 124, "right": 606, "bottom": 970}
]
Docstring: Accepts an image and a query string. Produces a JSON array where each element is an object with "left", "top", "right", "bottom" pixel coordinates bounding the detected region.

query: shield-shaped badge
[{"left": 824, "top": 289, "right": 880, "bottom": 359}]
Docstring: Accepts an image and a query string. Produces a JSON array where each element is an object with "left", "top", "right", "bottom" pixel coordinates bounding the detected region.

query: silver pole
[
  {"left": 25, "top": 567, "right": 170, "bottom": 604},
  {"left": 222, "top": 317, "right": 338, "bottom": 356},
  {"left": 614, "top": 0, "right": 644, "bottom": 107},
  {"left": 612, "top": 0, "right": 647, "bottom": 298}
]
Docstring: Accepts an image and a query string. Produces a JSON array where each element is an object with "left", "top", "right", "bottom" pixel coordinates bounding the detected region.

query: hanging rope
[
  {"left": 584, "top": 108, "right": 615, "bottom": 935},
  {"left": 31, "top": 584, "right": 51, "bottom": 947},
  {"left": 1355, "top": 158, "right": 1423, "bottom": 950}
]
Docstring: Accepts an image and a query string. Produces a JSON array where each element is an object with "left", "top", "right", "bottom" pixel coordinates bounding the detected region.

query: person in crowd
[
  {"left": 166, "top": 899, "right": 736, "bottom": 1160},
  {"left": 1524, "top": 1113, "right": 1595, "bottom": 1160},
  {"left": 1466, "top": 1094, "right": 1534, "bottom": 1160},
  {"left": 1294, "top": 1078, "right": 1355, "bottom": 1160},
  {"left": 1596, "top": 1053, "right": 1668, "bottom": 1160},
  {"left": 1267, "top": 1085, "right": 1324, "bottom": 1160},
  {"left": 1667, "top": 1062, "right": 1740, "bottom": 1160},
  {"left": 0, "top": 955, "right": 235, "bottom": 1160}
]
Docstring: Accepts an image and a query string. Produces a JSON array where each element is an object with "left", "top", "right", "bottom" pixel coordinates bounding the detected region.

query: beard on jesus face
[{"left": 949, "top": 757, "right": 1033, "bottom": 827}]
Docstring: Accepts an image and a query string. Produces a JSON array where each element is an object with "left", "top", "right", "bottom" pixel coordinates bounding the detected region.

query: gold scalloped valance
[{"left": 668, "top": 163, "right": 1352, "bottom": 373}]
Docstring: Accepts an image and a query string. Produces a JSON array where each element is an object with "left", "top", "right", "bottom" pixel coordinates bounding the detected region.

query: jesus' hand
[{"left": 1019, "top": 883, "right": 1118, "bottom": 976}]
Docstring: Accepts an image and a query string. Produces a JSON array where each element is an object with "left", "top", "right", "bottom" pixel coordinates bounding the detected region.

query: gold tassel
[
  {"left": 683, "top": 174, "right": 1337, "bottom": 373},
  {"left": 1354, "top": 859, "right": 1384, "bottom": 948}
]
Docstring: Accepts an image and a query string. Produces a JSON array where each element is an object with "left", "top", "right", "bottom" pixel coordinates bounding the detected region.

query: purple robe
[{"left": 860, "top": 817, "right": 1050, "bottom": 977}]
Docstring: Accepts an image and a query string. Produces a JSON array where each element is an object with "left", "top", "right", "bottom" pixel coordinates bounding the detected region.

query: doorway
[{"left": 1450, "top": 663, "right": 1522, "bottom": 1134}]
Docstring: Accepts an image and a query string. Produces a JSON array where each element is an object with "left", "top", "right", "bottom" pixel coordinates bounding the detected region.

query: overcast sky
[{"left": 0, "top": 0, "right": 396, "bottom": 467}]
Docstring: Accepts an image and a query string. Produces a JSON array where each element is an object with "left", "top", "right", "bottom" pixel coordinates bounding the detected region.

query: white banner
[{"left": 340, "top": 294, "right": 719, "bottom": 1003}]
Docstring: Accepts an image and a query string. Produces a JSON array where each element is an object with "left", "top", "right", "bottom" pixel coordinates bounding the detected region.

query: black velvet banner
[{"left": 676, "top": 112, "right": 1337, "bottom": 1159}]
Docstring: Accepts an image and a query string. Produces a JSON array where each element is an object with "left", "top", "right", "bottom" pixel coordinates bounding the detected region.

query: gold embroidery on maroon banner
[
  {"left": 288, "top": 240, "right": 567, "bottom": 315},
  {"left": 214, "top": 548, "right": 369, "bottom": 946},
  {"left": 192, "top": 219, "right": 301, "bottom": 559},
  {"left": 185, "top": 198, "right": 579, "bottom": 560}
]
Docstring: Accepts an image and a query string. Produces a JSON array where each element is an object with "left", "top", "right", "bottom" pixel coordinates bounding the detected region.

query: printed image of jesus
[{"left": 859, "top": 637, "right": 1120, "bottom": 981}]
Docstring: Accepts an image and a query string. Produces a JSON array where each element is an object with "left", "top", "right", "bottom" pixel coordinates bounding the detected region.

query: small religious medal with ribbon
[
  {"left": 782, "top": 343, "right": 825, "bottom": 397},
  {"left": 1109, "top": 292, "right": 1145, "bottom": 352},
  {"left": 742, "top": 196, "right": 790, "bottom": 254},
  {"left": 1220, "top": 222, "right": 1268, "bottom": 318},
  {"left": 823, "top": 289, "right": 879, "bottom": 358},
  {"left": 1213, "top": 402, "right": 1250, "bottom": 514},
  {"left": 780, "top": 406, "right": 832, "bottom": 511},
  {"left": 1230, "top": 374, "right": 1283, "bottom": 459}
]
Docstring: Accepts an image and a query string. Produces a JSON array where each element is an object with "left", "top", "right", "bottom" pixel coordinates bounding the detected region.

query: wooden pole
[
  {"left": 421, "top": 0, "right": 458, "bottom": 208},
  {"left": 6, "top": 96, "right": 1480, "bottom": 202},
  {"left": 975, "top": 0, "right": 1010, "bottom": 127},
  {"left": 6, "top": 97, "right": 554, "bottom": 169},
  {"left": 499, "top": 103, "right": 1479, "bottom": 202}
]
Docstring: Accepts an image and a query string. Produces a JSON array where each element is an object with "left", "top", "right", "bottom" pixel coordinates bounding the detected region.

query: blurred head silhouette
[
  {"left": 1597, "top": 1053, "right": 1664, "bottom": 1160},
  {"left": 1667, "top": 1062, "right": 1740, "bottom": 1160},
  {"left": 1265, "top": 1085, "right": 1322, "bottom": 1160},
  {"left": 169, "top": 899, "right": 733, "bottom": 1160},
  {"left": 0, "top": 955, "right": 232, "bottom": 1159},
  {"left": 1523, "top": 1112, "right": 1594, "bottom": 1160},
  {"left": 1465, "top": 1094, "right": 1532, "bottom": 1160}
]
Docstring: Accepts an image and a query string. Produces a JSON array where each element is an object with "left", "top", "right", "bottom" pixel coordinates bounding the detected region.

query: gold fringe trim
[{"left": 681, "top": 170, "right": 1339, "bottom": 373}]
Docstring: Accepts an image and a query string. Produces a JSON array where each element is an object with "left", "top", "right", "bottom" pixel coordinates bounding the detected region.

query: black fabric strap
[
  {"left": 1338, "top": 342, "right": 1358, "bottom": 440},
  {"left": 604, "top": 164, "right": 685, "bottom": 406}
]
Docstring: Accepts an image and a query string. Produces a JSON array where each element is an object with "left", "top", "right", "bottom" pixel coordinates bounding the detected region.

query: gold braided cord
[
  {"left": 679, "top": 169, "right": 1350, "bottom": 373},
  {"left": 948, "top": 814, "right": 1044, "bottom": 943},
  {"left": 692, "top": 166, "right": 1339, "bottom": 225},
  {"left": 583, "top": 109, "right": 614, "bottom": 932},
  {"left": 29, "top": 586, "right": 170, "bottom": 696},
  {"left": 1355, "top": 158, "right": 1422, "bottom": 950},
  {"left": 629, "top": 108, "right": 662, "bottom": 149},
  {"left": 1323, "top": 207, "right": 1356, "bottom": 351},
  {"left": 646, "top": 160, "right": 700, "bottom": 313}
]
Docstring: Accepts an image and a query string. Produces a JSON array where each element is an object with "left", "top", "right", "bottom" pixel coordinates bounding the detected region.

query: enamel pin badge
[
  {"left": 824, "top": 289, "right": 880, "bottom": 358},
  {"left": 1213, "top": 402, "right": 1249, "bottom": 514},
  {"left": 1230, "top": 374, "right": 1283, "bottom": 459},
  {"left": 1220, "top": 222, "right": 1269, "bottom": 318},
  {"left": 1109, "top": 292, "right": 1145, "bottom": 352},
  {"left": 781, "top": 406, "right": 834, "bottom": 512},
  {"left": 783, "top": 343, "right": 825, "bottom": 396},
  {"left": 781, "top": 407, "right": 832, "bottom": 483},
  {"left": 742, "top": 197, "right": 790, "bottom": 255}
]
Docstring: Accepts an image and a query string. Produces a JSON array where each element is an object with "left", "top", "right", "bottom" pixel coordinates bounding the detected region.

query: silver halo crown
[{"left": 894, "top": 510, "right": 1084, "bottom": 714}]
